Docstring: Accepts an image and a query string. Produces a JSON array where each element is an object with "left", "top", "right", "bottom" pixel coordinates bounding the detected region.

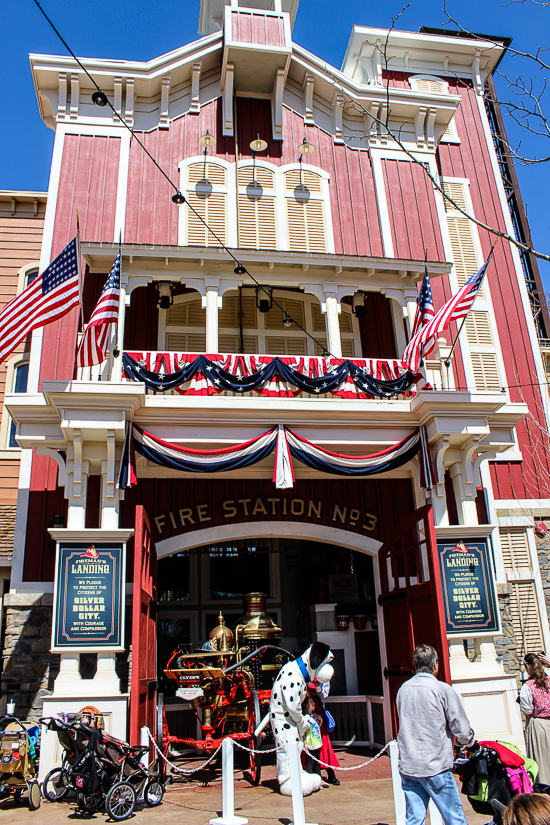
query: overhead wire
[{"left": 31, "top": 0, "right": 336, "bottom": 357}]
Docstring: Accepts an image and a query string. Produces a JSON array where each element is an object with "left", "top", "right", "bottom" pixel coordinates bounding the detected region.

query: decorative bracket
[
  {"left": 190, "top": 61, "right": 202, "bottom": 114},
  {"left": 303, "top": 75, "right": 315, "bottom": 125},
  {"left": 159, "top": 75, "right": 171, "bottom": 129}
]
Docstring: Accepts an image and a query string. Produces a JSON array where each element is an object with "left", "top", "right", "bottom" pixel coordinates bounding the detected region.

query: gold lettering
[
  {"left": 238, "top": 498, "right": 251, "bottom": 516},
  {"left": 178, "top": 508, "right": 195, "bottom": 526},
  {"left": 290, "top": 499, "right": 304, "bottom": 516},
  {"left": 168, "top": 511, "right": 177, "bottom": 529},
  {"left": 223, "top": 500, "right": 237, "bottom": 519},
  {"left": 349, "top": 508, "right": 360, "bottom": 525},
  {"left": 332, "top": 505, "right": 347, "bottom": 524},
  {"left": 282, "top": 498, "right": 287, "bottom": 515},
  {"left": 252, "top": 498, "right": 268, "bottom": 516},
  {"left": 362, "top": 513, "right": 378, "bottom": 531},
  {"left": 197, "top": 504, "right": 210, "bottom": 523},
  {"left": 308, "top": 500, "right": 322, "bottom": 519},
  {"left": 267, "top": 498, "right": 280, "bottom": 515},
  {"left": 154, "top": 515, "right": 166, "bottom": 534}
]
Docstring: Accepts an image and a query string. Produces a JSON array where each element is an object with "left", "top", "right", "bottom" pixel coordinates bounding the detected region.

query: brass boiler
[{"left": 234, "top": 593, "right": 282, "bottom": 691}]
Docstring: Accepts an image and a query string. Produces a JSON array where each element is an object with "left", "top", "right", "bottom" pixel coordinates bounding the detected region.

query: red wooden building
[{"left": 5, "top": 0, "right": 550, "bottom": 768}]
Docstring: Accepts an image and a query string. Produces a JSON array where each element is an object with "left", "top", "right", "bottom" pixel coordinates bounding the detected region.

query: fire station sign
[
  {"left": 437, "top": 539, "right": 500, "bottom": 637},
  {"left": 52, "top": 543, "right": 125, "bottom": 651}
]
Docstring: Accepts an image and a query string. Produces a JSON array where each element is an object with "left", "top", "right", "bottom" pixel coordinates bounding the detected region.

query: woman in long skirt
[{"left": 520, "top": 653, "right": 550, "bottom": 785}]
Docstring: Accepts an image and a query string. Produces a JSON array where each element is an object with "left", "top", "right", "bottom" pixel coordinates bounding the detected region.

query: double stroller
[
  {"left": 455, "top": 739, "right": 543, "bottom": 823},
  {"left": 42, "top": 715, "right": 164, "bottom": 820}
]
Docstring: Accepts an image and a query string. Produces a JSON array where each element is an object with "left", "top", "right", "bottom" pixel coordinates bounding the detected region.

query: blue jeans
[{"left": 400, "top": 771, "right": 469, "bottom": 825}]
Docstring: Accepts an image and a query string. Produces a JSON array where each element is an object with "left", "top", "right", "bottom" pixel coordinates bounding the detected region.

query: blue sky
[{"left": 2, "top": 0, "right": 549, "bottom": 284}]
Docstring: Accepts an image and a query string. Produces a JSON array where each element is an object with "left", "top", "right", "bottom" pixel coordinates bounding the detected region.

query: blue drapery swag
[{"left": 122, "top": 353, "right": 418, "bottom": 399}]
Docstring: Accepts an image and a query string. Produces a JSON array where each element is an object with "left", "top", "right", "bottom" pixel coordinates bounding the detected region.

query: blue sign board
[
  {"left": 52, "top": 543, "right": 125, "bottom": 651},
  {"left": 437, "top": 538, "right": 500, "bottom": 636}
]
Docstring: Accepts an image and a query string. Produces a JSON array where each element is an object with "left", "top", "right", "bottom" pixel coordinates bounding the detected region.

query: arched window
[
  {"left": 0, "top": 359, "right": 29, "bottom": 451},
  {"left": 237, "top": 165, "right": 277, "bottom": 250},
  {"left": 284, "top": 169, "right": 327, "bottom": 253}
]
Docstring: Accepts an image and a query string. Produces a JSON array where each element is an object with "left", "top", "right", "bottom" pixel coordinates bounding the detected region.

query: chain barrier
[
  {"left": 147, "top": 729, "right": 223, "bottom": 774},
  {"left": 232, "top": 739, "right": 279, "bottom": 755},
  {"left": 303, "top": 741, "right": 391, "bottom": 771}
]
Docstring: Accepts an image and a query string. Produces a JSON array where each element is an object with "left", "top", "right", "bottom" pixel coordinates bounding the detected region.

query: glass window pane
[
  {"left": 209, "top": 541, "right": 271, "bottom": 599},
  {"left": 14, "top": 363, "right": 29, "bottom": 393},
  {"left": 8, "top": 419, "right": 17, "bottom": 449},
  {"left": 157, "top": 552, "right": 190, "bottom": 603}
]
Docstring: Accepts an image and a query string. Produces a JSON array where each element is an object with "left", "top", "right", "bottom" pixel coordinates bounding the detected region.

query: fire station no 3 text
[{"left": 153, "top": 499, "right": 378, "bottom": 533}]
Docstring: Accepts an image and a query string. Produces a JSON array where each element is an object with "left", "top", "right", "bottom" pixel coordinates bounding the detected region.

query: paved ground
[{"left": 0, "top": 748, "right": 489, "bottom": 824}]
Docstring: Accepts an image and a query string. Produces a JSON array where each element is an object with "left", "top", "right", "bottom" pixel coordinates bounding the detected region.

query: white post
[
  {"left": 389, "top": 740, "right": 406, "bottom": 825},
  {"left": 322, "top": 285, "right": 342, "bottom": 358},
  {"left": 209, "top": 738, "right": 248, "bottom": 825},
  {"left": 287, "top": 740, "right": 317, "bottom": 825},
  {"left": 140, "top": 726, "right": 149, "bottom": 769},
  {"left": 204, "top": 278, "right": 221, "bottom": 354}
]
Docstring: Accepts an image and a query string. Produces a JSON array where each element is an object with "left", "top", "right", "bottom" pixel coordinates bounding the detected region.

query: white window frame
[
  {"left": 177, "top": 157, "right": 334, "bottom": 253},
  {"left": 0, "top": 356, "right": 30, "bottom": 457}
]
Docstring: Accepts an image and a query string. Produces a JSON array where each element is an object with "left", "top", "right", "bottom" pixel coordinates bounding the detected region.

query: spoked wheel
[
  {"left": 144, "top": 778, "right": 164, "bottom": 807},
  {"left": 42, "top": 767, "right": 69, "bottom": 801},
  {"left": 248, "top": 689, "right": 262, "bottom": 786},
  {"left": 105, "top": 781, "right": 136, "bottom": 821},
  {"left": 27, "top": 781, "right": 41, "bottom": 811},
  {"left": 77, "top": 791, "right": 104, "bottom": 813}
]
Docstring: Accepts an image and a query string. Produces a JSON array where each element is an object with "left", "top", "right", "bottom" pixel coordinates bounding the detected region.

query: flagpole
[
  {"left": 112, "top": 231, "right": 122, "bottom": 359},
  {"left": 76, "top": 211, "right": 85, "bottom": 334},
  {"left": 444, "top": 240, "right": 498, "bottom": 370},
  {"left": 417, "top": 245, "right": 429, "bottom": 368}
]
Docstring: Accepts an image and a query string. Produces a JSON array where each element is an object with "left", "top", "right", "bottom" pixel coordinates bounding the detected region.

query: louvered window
[
  {"left": 470, "top": 352, "right": 501, "bottom": 391},
  {"left": 218, "top": 335, "right": 258, "bottom": 354},
  {"left": 500, "top": 529, "right": 532, "bottom": 572},
  {"left": 509, "top": 581, "right": 544, "bottom": 657},
  {"left": 166, "top": 333, "right": 206, "bottom": 351},
  {"left": 265, "top": 336, "right": 308, "bottom": 356},
  {"left": 237, "top": 165, "right": 277, "bottom": 250},
  {"left": 266, "top": 299, "right": 305, "bottom": 330},
  {"left": 284, "top": 169, "right": 327, "bottom": 253},
  {"left": 465, "top": 311, "right": 493, "bottom": 347},
  {"left": 166, "top": 299, "right": 205, "bottom": 328},
  {"left": 312, "top": 304, "right": 353, "bottom": 333},
  {"left": 411, "top": 78, "right": 446, "bottom": 94},
  {"left": 184, "top": 162, "right": 227, "bottom": 248},
  {"left": 441, "top": 181, "right": 468, "bottom": 212},
  {"left": 218, "top": 296, "right": 257, "bottom": 330},
  {"left": 315, "top": 339, "right": 356, "bottom": 357}
]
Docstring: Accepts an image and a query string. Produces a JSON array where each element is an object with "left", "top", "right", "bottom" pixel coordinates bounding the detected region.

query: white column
[
  {"left": 111, "top": 278, "right": 127, "bottom": 382},
  {"left": 53, "top": 651, "right": 82, "bottom": 695},
  {"left": 93, "top": 651, "right": 121, "bottom": 695},
  {"left": 322, "top": 284, "right": 342, "bottom": 358},
  {"left": 203, "top": 278, "right": 221, "bottom": 353},
  {"left": 101, "top": 430, "right": 119, "bottom": 529},
  {"left": 66, "top": 432, "right": 88, "bottom": 530}
]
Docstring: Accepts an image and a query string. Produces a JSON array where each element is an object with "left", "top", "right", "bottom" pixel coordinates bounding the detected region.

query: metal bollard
[
  {"left": 286, "top": 740, "right": 317, "bottom": 825},
  {"left": 140, "top": 726, "right": 149, "bottom": 769},
  {"left": 209, "top": 738, "right": 248, "bottom": 825}
]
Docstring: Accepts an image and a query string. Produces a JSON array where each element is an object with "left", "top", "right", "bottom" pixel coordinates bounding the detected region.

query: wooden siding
[
  {"left": 381, "top": 159, "right": 445, "bottom": 261},
  {"left": 230, "top": 10, "right": 286, "bottom": 47},
  {"left": 0, "top": 196, "right": 45, "bottom": 545}
]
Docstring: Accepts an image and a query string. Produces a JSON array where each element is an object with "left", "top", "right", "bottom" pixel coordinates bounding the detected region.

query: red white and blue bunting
[
  {"left": 122, "top": 352, "right": 427, "bottom": 400},
  {"left": 118, "top": 424, "right": 433, "bottom": 490}
]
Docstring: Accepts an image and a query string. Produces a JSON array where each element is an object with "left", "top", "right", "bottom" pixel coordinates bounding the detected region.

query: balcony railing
[{"left": 76, "top": 345, "right": 455, "bottom": 398}]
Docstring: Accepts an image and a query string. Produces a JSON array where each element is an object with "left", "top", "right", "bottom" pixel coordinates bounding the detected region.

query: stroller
[
  {"left": 0, "top": 715, "right": 41, "bottom": 810},
  {"left": 41, "top": 716, "right": 89, "bottom": 801},
  {"left": 455, "top": 740, "right": 539, "bottom": 824}
]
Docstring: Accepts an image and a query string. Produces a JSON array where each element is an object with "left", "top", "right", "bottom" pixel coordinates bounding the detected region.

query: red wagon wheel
[{"left": 248, "top": 689, "right": 262, "bottom": 786}]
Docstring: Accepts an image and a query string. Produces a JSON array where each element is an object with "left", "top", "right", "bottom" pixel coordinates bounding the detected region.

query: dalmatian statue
[{"left": 269, "top": 641, "right": 334, "bottom": 796}]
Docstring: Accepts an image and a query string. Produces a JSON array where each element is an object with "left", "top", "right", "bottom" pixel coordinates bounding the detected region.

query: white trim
[
  {"left": 114, "top": 131, "right": 131, "bottom": 243},
  {"left": 369, "top": 151, "right": 394, "bottom": 257},
  {"left": 475, "top": 93, "right": 550, "bottom": 433},
  {"left": 15, "top": 262, "right": 41, "bottom": 295},
  {"left": 155, "top": 521, "right": 382, "bottom": 559},
  {"left": 493, "top": 499, "right": 550, "bottom": 510},
  {"left": 10, "top": 452, "right": 32, "bottom": 588},
  {"left": 0, "top": 356, "right": 30, "bottom": 456}
]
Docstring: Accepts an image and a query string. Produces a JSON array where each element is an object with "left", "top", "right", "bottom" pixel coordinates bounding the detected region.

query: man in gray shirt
[{"left": 396, "top": 644, "right": 476, "bottom": 825}]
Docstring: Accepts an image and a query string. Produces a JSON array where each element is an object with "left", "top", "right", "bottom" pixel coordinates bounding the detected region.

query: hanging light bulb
[
  {"left": 157, "top": 282, "right": 174, "bottom": 310},
  {"left": 199, "top": 130, "right": 216, "bottom": 152},
  {"left": 92, "top": 90, "right": 109, "bottom": 107},
  {"left": 353, "top": 291, "right": 366, "bottom": 318},
  {"left": 283, "top": 312, "right": 292, "bottom": 328},
  {"left": 250, "top": 134, "right": 268, "bottom": 153}
]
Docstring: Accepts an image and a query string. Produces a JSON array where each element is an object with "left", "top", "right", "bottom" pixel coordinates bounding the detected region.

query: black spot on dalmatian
[
  {"left": 290, "top": 682, "right": 294, "bottom": 687},
  {"left": 289, "top": 697, "right": 293, "bottom": 702},
  {"left": 283, "top": 723, "right": 291, "bottom": 729},
  {"left": 273, "top": 693, "right": 278, "bottom": 700},
  {"left": 272, "top": 713, "right": 276, "bottom": 718},
  {"left": 274, "top": 728, "right": 278, "bottom": 735},
  {"left": 284, "top": 712, "right": 289, "bottom": 717},
  {"left": 282, "top": 686, "right": 286, "bottom": 690}
]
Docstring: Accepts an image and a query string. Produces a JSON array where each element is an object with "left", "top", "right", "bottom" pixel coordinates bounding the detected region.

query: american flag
[
  {"left": 402, "top": 267, "right": 435, "bottom": 373},
  {"left": 0, "top": 237, "right": 80, "bottom": 366},
  {"left": 402, "top": 255, "right": 492, "bottom": 374},
  {"left": 76, "top": 253, "right": 121, "bottom": 367}
]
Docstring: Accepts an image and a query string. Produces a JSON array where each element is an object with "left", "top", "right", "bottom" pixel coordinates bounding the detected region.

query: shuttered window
[
  {"left": 265, "top": 336, "right": 308, "bottom": 356},
  {"left": 218, "top": 296, "right": 257, "bottom": 329},
  {"left": 237, "top": 166, "right": 275, "bottom": 188},
  {"left": 265, "top": 299, "right": 305, "bottom": 330},
  {"left": 237, "top": 194, "right": 277, "bottom": 249},
  {"left": 315, "top": 339, "right": 355, "bottom": 357},
  {"left": 218, "top": 335, "right": 258, "bottom": 354},
  {"left": 167, "top": 299, "right": 205, "bottom": 328},
  {"left": 185, "top": 162, "right": 228, "bottom": 248},
  {"left": 284, "top": 169, "right": 323, "bottom": 192},
  {"left": 465, "top": 311, "right": 493, "bottom": 347},
  {"left": 411, "top": 78, "right": 446, "bottom": 94},
  {"left": 470, "top": 352, "right": 501, "bottom": 391},
  {"left": 166, "top": 333, "right": 206, "bottom": 351},
  {"left": 286, "top": 199, "right": 327, "bottom": 253},
  {"left": 500, "top": 529, "right": 532, "bottom": 572},
  {"left": 441, "top": 181, "right": 468, "bottom": 212},
  {"left": 509, "top": 581, "right": 544, "bottom": 657}
]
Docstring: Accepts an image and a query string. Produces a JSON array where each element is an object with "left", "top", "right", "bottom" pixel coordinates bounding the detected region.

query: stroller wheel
[
  {"left": 42, "top": 768, "right": 69, "bottom": 801},
  {"left": 106, "top": 781, "right": 136, "bottom": 821},
  {"left": 77, "top": 791, "right": 104, "bottom": 813},
  {"left": 27, "top": 781, "right": 41, "bottom": 811},
  {"left": 144, "top": 779, "right": 164, "bottom": 807}
]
